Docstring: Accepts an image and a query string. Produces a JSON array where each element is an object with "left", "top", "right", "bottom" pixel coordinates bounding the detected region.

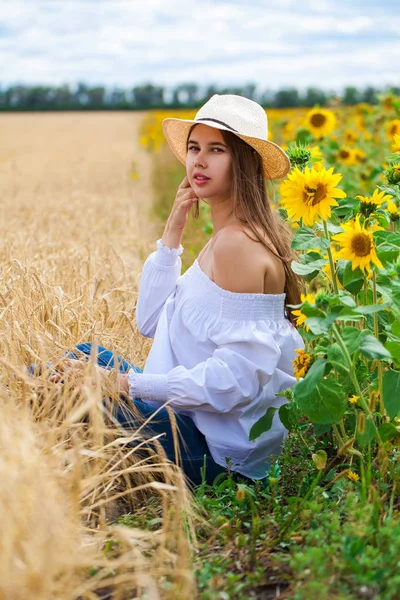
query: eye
[{"left": 188, "top": 145, "right": 223, "bottom": 152}]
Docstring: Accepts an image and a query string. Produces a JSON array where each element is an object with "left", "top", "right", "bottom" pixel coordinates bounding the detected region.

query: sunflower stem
[
  {"left": 331, "top": 323, "right": 383, "bottom": 447},
  {"left": 363, "top": 277, "right": 368, "bottom": 329},
  {"left": 372, "top": 270, "right": 385, "bottom": 417},
  {"left": 322, "top": 220, "right": 339, "bottom": 295}
]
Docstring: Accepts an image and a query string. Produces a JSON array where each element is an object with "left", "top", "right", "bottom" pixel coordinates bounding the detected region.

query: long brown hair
[{"left": 186, "top": 124, "right": 305, "bottom": 328}]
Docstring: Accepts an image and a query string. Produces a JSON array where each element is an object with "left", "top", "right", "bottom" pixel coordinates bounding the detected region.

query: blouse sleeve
[
  {"left": 135, "top": 239, "right": 184, "bottom": 338},
  {"left": 127, "top": 322, "right": 283, "bottom": 413}
]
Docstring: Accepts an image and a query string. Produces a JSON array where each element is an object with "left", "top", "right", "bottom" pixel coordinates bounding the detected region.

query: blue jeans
[{"left": 31, "top": 343, "right": 230, "bottom": 487}]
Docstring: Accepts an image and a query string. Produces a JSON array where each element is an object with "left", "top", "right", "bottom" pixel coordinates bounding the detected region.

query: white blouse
[{"left": 128, "top": 239, "right": 305, "bottom": 480}]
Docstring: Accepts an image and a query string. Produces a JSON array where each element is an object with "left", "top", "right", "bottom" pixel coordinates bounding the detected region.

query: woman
[{"left": 45, "top": 94, "right": 306, "bottom": 487}]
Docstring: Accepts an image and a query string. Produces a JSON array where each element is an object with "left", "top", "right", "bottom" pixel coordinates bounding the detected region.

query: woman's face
[{"left": 186, "top": 124, "right": 233, "bottom": 202}]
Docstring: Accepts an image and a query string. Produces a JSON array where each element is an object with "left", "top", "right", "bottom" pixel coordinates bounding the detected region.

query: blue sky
[{"left": 0, "top": 0, "right": 398, "bottom": 92}]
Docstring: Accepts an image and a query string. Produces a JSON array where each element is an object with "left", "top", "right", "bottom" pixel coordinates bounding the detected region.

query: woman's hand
[
  {"left": 48, "top": 360, "right": 129, "bottom": 396},
  {"left": 162, "top": 176, "right": 198, "bottom": 247},
  {"left": 48, "top": 359, "right": 85, "bottom": 383}
]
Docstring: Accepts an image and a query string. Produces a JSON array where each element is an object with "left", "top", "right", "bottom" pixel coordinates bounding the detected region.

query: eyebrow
[{"left": 188, "top": 139, "right": 228, "bottom": 148}]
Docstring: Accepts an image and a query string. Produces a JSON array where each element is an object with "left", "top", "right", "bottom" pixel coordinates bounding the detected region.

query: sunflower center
[
  {"left": 351, "top": 233, "right": 372, "bottom": 257},
  {"left": 390, "top": 124, "right": 399, "bottom": 137},
  {"left": 339, "top": 149, "right": 350, "bottom": 159},
  {"left": 303, "top": 184, "right": 327, "bottom": 206},
  {"left": 310, "top": 113, "right": 327, "bottom": 128}
]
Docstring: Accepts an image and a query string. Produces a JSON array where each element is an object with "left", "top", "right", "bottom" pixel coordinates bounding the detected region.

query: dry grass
[{"left": 0, "top": 112, "right": 196, "bottom": 599}]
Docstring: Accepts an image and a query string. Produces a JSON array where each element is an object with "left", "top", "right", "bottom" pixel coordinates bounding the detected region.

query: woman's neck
[{"left": 211, "top": 215, "right": 243, "bottom": 236}]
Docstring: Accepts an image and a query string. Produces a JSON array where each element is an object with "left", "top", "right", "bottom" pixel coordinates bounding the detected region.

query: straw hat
[{"left": 162, "top": 94, "right": 290, "bottom": 180}]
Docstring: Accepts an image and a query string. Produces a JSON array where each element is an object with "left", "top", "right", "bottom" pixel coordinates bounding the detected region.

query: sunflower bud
[
  {"left": 315, "top": 291, "right": 330, "bottom": 309},
  {"left": 360, "top": 201, "right": 378, "bottom": 218},
  {"left": 286, "top": 142, "right": 312, "bottom": 172},
  {"left": 385, "top": 163, "right": 400, "bottom": 186}
]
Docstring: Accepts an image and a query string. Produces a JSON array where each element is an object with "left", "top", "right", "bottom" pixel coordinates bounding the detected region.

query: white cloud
[{"left": 0, "top": 0, "right": 398, "bottom": 92}]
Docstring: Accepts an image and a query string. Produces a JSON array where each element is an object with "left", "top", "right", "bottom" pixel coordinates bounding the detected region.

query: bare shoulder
[
  {"left": 212, "top": 226, "right": 267, "bottom": 294},
  {"left": 212, "top": 225, "right": 285, "bottom": 294}
]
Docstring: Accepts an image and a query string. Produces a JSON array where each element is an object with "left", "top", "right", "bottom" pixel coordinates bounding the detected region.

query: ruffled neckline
[{"left": 177, "top": 259, "right": 288, "bottom": 322}]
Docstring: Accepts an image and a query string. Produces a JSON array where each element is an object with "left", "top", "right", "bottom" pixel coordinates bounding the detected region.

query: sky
[{"left": 0, "top": 0, "right": 399, "bottom": 93}]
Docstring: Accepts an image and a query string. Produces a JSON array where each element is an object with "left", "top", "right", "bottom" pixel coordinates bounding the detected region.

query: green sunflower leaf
[
  {"left": 374, "top": 231, "right": 400, "bottom": 249},
  {"left": 291, "top": 258, "right": 327, "bottom": 276},
  {"left": 295, "top": 377, "right": 346, "bottom": 424},
  {"left": 249, "top": 406, "right": 279, "bottom": 441},
  {"left": 382, "top": 370, "right": 400, "bottom": 419},
  {"left": 278, "top": 404, "right": 297, "bottom": 431},
  {"left": 341, "top": 326, "right": 367, "bottom": 355},
  {"left": 359, "top": 334, "right": 393, "bottom": 360},
  {"left": 378, "top": 423, "right": 399, "bottom": 443},
  {"left": 337, "top": 260, "right": 364, "bottom": 295},
  {"left": 294, "top": 358, "right": 327, "bottom": 394},
  {"left": 291, "top": 227, "right": 330, "bottom": 251}
]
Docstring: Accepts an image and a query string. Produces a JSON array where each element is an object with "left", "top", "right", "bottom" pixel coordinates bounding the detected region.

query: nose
[{"left": 193, "top": 147, "right": 207, "bottom": 167}]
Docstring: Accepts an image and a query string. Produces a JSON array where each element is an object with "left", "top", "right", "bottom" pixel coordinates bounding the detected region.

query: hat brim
[{"left": 162, "top": 117, "right": 290, "bottom": 180}]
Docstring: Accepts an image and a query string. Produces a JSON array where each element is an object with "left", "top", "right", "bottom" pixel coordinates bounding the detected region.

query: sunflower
[
  {"left": 392, "top": 134, "right": 400, "bottom": 154},
  {"left": 292, "top": 293, "right": 316, "bottom": 330},
  {"left": 336, "top": 146, "right": 362, "bottom": 167},
  {"left": 354, "top": 148, "right": 366, "bottom": 164},
  {"left": 386, "top": 119, "right": 400, "bottom": 141},
  {"left": 381, "top": 94, "right": 397, "bottom": 111},
  {"left": 356, "top": 103, "right": 373, "bottom": 115},
  {"left": 304, "top": 107, "right": 337, "bottom": 139},
  {"left": 355, "top": 114, "right": 367, "bottom": 132},
  {"left": 331, "top": 214, "right": 384, "bottom": 274},
  {"left": 280, "top": 165, "right": 346, "bottom": 226},
  {"left": 387, "top": 199, "right": 400, "bottom": 221},
  {"left": 344, "top": 129, "right": 358, "bottom": 145},
  {"left": 356, "top": 188, "right": 393, "bottom": 211},
  {"left": 292, "top": 348, "right": 312, "bottom": 381}
]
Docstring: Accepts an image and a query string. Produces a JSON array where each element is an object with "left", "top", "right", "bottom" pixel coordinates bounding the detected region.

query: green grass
[{"left": 115, "top": 427, "right": 400, "bottom": 599}]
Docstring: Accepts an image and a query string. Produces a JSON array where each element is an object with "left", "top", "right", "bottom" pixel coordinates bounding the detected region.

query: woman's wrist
[
  {"left": 161, "top": 225, "right": 183, "bottom": 250},
  {"left": 100, "top": 368, "right": 129, "bottom": 396},
  {"left": 116, "top": 372, "right": 129, "bottom": 395}
]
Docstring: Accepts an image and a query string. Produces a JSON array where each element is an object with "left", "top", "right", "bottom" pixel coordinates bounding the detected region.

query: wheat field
[{"left": 0, "top": 112, "right": 195, "bottom": 600}]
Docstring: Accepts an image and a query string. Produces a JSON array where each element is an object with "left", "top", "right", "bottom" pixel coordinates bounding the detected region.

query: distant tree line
[{"left": 0, "top": 82, "right": 398, "bottom": 111}]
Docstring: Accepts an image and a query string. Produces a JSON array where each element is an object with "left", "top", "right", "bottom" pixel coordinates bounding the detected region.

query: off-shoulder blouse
[{"left": 128, "top": 239, "right": 305, "bottom": 479}]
